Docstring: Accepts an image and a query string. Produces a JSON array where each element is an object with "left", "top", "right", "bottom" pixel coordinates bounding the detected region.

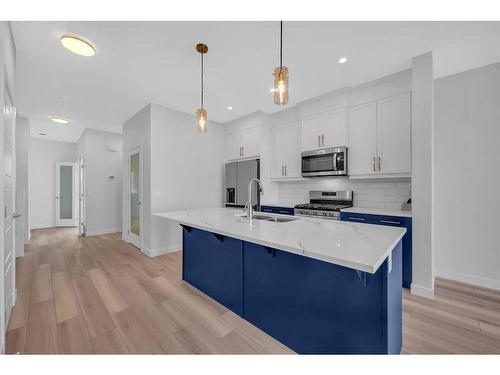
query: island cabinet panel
[
  {"left": 260, "top": 205, "right": 294, "bottom": 215},
  {"left": 182, "top": 226, "right": 243, "bottom": 316},
  {"left": 242, "top": 241, "right": 402, "bottom": 354},
  {"left": 340, "top": 212, "right": 412, "bottom": 289}
]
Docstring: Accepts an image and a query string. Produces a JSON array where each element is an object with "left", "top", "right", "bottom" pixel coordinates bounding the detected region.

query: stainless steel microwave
[{"left": 301, "top": 147, "right": 348, "bottom": 177}]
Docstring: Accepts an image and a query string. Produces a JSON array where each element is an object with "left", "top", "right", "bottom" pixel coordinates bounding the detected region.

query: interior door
[
  {"left": 55, "top": 162, "right": 75, "bottom": 226},
  {"left": 128, "top": 147, "right": 142, "bottom": 249},
  {"left": 3, "top": 83, "right": 16, "bottom": 334},
  {"left": 78, "top": 157, "right": 86, "bottom": 236}
]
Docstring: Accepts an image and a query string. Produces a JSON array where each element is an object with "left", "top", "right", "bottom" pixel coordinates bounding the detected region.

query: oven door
[{"left": 301, "top": 147, "right": 347, "bottom": 177}]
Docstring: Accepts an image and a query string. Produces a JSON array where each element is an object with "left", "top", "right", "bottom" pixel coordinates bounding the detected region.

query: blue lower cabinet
[
  {"left": 260, "top": 205, "right": 294, "bottom": 215},
  {"left": 182, "top": 226, "right": 243, "bottom": 315},
  {"left": 340, "top": 212, "right": 412, "bottom": 289},
  {"left": 243, "top": 241, "right": 402, "bottom": 354}
]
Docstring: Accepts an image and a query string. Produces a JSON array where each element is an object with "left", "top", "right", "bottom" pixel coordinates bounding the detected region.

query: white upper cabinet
[
  {"left": 348, "top": 101, "right": 378, "bottom": 176},
  {"left": 301, "top": 114, "right": 323, "bottom": 151},
  {"left": 322, "top": 109, "right": 347, "bottom": 148},
  {"left": 272, "top": 121, "right": 300, "bottom": 179},
  {"left": 377, "top": 93, "right": 411, "bottom": 174},
  {"left": 226, "top": 126, "right": 260, "bottom": 161},
  {"left": 348, "top": 92, "right": 411, "bottom": 178},
  {"left": 301, "top": 109, "right": 347, "bottom": 151}
]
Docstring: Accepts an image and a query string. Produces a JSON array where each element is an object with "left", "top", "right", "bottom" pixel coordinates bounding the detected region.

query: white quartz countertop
[
  {"left": 154, "top": 208, "right": 406, "bottom": 274},
  {"left": 340, "top": 207, "right": 412, "bottom": 218}
]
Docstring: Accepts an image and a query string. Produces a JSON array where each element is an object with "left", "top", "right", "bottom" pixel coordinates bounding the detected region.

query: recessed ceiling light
[
  {"left": 60, "top": 34, "right": 96, "bottom": 57},
  {"left": 338, "top": 57, "right": 348, "bottom": 64},
  {"left": 49, "top": 115, "right": 70, "bottom": 124},
  {"left": 227, "top": 106, "right": 233, "bottom": 110}
]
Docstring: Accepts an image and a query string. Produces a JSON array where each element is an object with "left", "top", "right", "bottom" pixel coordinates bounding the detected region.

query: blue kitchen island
[{"left": 155, "top": 208, "right": 406, "bottom": 354}]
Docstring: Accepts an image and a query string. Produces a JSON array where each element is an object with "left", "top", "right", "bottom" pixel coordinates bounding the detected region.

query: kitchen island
[{"left": 155, "top": 208, "right": 406, "bottom": 354}]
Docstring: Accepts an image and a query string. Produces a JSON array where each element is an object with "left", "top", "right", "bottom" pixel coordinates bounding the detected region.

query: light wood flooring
[{"left": 5, "top": 227, "right": 500, "bottom": 354}]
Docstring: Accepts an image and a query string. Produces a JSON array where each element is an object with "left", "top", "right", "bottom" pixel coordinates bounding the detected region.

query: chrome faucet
[{"left": 247, "top": 178, "right": 264, "bottom": 220}]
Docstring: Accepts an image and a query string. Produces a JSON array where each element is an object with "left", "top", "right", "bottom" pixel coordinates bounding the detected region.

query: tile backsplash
[{"left": 277, "top": 178, "right": 411, "bottom": 210}]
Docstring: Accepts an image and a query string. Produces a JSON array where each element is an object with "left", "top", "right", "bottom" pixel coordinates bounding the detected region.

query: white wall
[
  {"left": 29, "top": 139, "right": 76, "bottom": 229},
  {"left": 77, "top": 129, "right": 122, "bottom": 236},
  {"left": 149, "top": 103, "right": 226, "bottom": 253},
  {"left": 434, "top": 62, "right": 500, "bottom": 290},
  {"left": 411, "top": 52, "right": 435, "bottom": 299},
  {"left": 15, "top": 116, "right": 30, "bottom": 252}
]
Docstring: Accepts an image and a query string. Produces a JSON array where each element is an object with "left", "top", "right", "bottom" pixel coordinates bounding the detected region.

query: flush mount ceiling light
[
  {"left": 227, "top": 106, "right": 233, "bottom": 110},
  {"left": 60, "top": 34, "right": 96, "bottom": 57},
  {"left": 273, "top": 21, "right": 289, "bottom": 106},
  {"left": 338, "top": 56, "right": 348, "bottom": 64},
  {"left": 49, "top": 115, "right": 70, "bottom": 124},
  {"left": 196, "top": 43, "right": 208, "bottom": 133}
]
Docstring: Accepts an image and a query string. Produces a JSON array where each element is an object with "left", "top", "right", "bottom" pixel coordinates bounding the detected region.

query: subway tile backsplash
[{"left": 277, "top": 178, "right": 411, "bottom": 210}]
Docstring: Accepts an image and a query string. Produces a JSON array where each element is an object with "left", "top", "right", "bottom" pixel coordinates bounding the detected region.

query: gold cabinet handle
[
  {"left": 318, "top": 135, "right": 321, "bottom": 147},
  {"left": 242, "top": 146, "right": 244, "bottom": 156},
  {"left": 321, "top": 134, "right": 324, "bottom": 147},
  {"left": 285, "top": 165, "right": 287, "bottom": 176},
  {"left": 378, "top": 156, "right": 381, "bottom": 171},
  {"left": 373, "top": 157, "right": 376, "bottom": 171},
  {"left": 282, "top": 165, "right": 284, "bottom": 176}
]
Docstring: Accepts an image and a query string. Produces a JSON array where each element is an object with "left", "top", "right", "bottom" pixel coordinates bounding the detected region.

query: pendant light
[
  {"left": 196, "top": 43, "right": 208, "bottom": 133},
  {"left": 273, "top": 21, "right": 289, "bottom": 105}
]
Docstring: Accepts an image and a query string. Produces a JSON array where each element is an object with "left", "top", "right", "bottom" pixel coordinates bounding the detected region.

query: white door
[
  {"left": 377, "top": 92, "right": 412, "bottom": 174},
  {"left": 2, "top": 83, "right": 16, "bottom": 338},
  {"left": 128, "top": 147, "right": 142, "bottom": 249},
  {"left": 348, "top": 101, "right": 378, "bottom": 176},
  {"left": 55, "top": 162, "right": 76, "bottom": 227},
  {"left": 322, "top": 108, "right": 347, "bottom": 148},
  {"left": 301, "top": 113, "right": 323, "bottom": 151},
  {"left": 273, "top": 121, "right": 300, "bottom": 178},
  {"left": 78, "top": 157, "right": 86, "bottom": 236}
]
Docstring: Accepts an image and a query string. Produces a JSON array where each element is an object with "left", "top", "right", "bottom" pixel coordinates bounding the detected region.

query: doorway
[
  {"left": 127, "top": 146, "right": 142, "bottom": 249},
  {"left": 55, "top": 162, "right": 76, "bottom": 227}
]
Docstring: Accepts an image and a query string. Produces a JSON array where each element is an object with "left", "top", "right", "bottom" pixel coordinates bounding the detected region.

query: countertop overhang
[{"left": 154, "top": 208, "right": 406, "bottom": 274}]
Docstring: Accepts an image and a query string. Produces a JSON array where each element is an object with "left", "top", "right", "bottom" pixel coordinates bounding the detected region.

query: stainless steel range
[{"left": 294, "top": 190, "right": 353, "bottom": 220}]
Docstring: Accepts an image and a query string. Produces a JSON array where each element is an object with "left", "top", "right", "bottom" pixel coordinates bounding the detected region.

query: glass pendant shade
[
  {"left": 197, "top": 108, "right": 208, "bottom": 133},
  {"left": 273, "top": 66, "right": 289, "bottom": 105}
]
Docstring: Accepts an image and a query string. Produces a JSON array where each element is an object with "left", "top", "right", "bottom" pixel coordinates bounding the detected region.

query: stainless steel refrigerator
[{"left": 225, "top": 159, "right": 260, "bottom": 208}]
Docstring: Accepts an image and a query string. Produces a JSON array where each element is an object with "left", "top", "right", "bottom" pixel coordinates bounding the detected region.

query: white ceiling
[{"left": 11, "top": 21, "right": 500, "bottom": 142}]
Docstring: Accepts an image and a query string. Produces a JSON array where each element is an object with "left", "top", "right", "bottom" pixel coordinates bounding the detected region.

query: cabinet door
[
  {"left": 273, "top": 121, "right": 300, "bottom": 178},
  {"left": 322, "top": 109, "right": 347, "bottom": 148},
  {"left": 183, "top": 227, "right": 243, "bottom": 315},
  {"left": 348, "top": 101, "right": 378, "bottom": 176},
  {"left": 243, "top": 241, "right": 388, "bottom": 354},
  {"left": 226, "top": 130, "right": 243, "bottom": 160},
  {"left": 377, "top": 93, "right": 411, "bottom": 174},
  {"left": 242, "top": 126, "right": 260, "bottom": 158},
  {"left": 301, "top": 114, "right": 323, "bottom": 151}
]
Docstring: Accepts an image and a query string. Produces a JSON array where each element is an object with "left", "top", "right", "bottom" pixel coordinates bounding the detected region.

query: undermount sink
[{"left": 246, "top": 214, "right": 297, "bottom": 223}]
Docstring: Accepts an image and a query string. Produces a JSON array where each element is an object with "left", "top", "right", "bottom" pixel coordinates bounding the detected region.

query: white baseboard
[
  {"left": 30, "top": 223, "right": 54, "bottom": 230},
  {"left": 411, "top": 283, "right": 435, "bottom": 299},
  {"left": 86, "top": 227, "right": 122, "bottom": 236},
  {"left": 436, "top": 269, "right": 500, "bottom": 291},
  {"left": 142, "top": 243, "right": 181, "bottom": 258}
]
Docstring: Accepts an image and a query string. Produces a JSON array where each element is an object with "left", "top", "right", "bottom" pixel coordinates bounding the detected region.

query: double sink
[{"left": 241, "top": 213, "right": 298, "bottom": 223}]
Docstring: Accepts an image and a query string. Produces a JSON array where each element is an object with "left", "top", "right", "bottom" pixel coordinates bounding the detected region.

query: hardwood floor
[{"left": 5, "top": 227, "right": 500, "bottom": 354}]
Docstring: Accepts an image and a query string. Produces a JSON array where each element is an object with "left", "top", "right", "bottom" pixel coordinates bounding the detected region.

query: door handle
[
  {"left": 321, "top": 134, "right": 324, "bottom": 147},
  {"left": 373, "top": 157, "right": 376, "bottom": 171},
  {"left": 242, "top": 146, "right": 244, "bottom": 156},
  {"left": 380, "top": 220, "right": 401, "bottom": 225},
  {"left": 282, "top": 165, "right": 284, "bottom": 176},
  {"left": 284, "top": 165, "right": 287, "bottom": 176},
  {"left": 348, "top": 217, "right": 366, "bottom": 221},
  {"left": 318, "top": 135, "right": 320, "bottom": 147},
  {"left": 13, "top": 213, "right": 21, "bottom": 219},
  {"left": 378, "top": 156, "right": 381, "bottom": 171}
]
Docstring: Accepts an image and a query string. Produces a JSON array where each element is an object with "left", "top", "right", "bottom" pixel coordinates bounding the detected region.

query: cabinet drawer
[{"left": 260, "top": 206, "right": 294, "bottom": 215}]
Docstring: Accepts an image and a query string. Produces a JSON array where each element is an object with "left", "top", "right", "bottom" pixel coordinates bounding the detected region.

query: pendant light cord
[
  {"left": 279, "top": 21, "right": 283, "bottom": 69},
  {"left": 201, "top": 52, "right": 204, "bottom": 109}
]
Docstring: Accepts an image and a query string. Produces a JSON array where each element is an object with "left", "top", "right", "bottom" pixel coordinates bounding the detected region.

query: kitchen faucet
[{"left": 246, "top": 178, "right": 264, "bottom": 220}]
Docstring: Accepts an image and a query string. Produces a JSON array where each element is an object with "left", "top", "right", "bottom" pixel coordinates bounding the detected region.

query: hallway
[{"left": 6, "top": 228, "right": 500, "bottom": 354}]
